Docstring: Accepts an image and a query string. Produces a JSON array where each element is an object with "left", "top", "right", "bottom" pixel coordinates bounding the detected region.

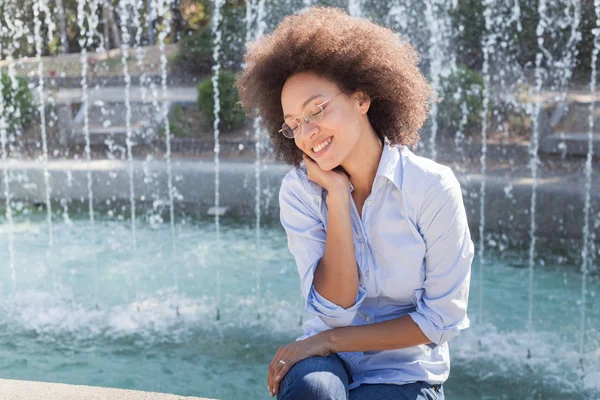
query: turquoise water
[{"left": 0, "top": 217, "right": 598, "bottom": 399}]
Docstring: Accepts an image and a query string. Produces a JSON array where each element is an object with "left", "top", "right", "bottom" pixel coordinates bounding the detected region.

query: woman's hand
[
  {"left": 267, "top": 332, "right": 332, "bottom": 397},
  {"left": 302, "top": 153, "right": 350, "bottom": 194}
]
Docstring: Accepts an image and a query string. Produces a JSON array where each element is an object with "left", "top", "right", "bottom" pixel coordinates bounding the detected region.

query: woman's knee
[{"left": 277, "top": 354, "right": 349, "bottom": 400}]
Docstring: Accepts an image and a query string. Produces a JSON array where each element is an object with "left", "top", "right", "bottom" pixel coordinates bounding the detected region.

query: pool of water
[{"left": 0, "top": 217, "right": 598, "bottom": 399}]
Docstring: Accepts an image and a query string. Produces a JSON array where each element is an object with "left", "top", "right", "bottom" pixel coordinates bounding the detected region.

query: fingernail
[{"left": 276, "top": 375, "right": 280, "bottom": 382}]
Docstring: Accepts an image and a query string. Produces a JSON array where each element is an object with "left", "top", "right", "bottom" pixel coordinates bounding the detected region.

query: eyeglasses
[{"left": 279, "top": 92, "right": 343, "bottom": 139}]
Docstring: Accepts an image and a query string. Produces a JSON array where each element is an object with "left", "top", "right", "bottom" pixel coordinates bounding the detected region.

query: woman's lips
[{"left": 312, "top": 137, "right": 333, "bottom": 158}]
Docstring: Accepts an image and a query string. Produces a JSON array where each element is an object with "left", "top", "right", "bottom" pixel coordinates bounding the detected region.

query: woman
[{"left": 236, "top": 6, "right": 474, "bottom": 400}]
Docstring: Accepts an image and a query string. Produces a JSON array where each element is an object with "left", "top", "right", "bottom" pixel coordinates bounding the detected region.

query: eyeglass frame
[{"left": 279, "top": 91, "right": 344, "bottom": 138}]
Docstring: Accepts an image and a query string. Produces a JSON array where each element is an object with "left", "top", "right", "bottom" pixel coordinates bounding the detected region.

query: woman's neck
[{"left": 341, "top": 122, "right": 383, "bottom": 196}]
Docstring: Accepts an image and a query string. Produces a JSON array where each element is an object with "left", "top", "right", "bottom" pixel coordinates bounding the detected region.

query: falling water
[
  {"left": 423, "top": 1, "right": 457, "bottom": 161},
  {"left": 454, "top": 97, "right": 468, "bottom": 159},
  {"left": 76, "top": 0, "right": 99, "bottom": 308},
  {"left": 0, "top": 49, "right": 16, "bottom": 294},
  {"left": 118, "top": 0, "right": 137, "bottom": 252},
  {"left": 554, "top": 0, "right": 582, "bottom": 158},
  {"left": 253, "top": 0, "right": 267, "bottom": 317},
  {"left": 133, "top": 0, "right": 148, "bottom": 112},
  {"left": 525, "top": 0, "right": 548, "bottom": 358},
  {"left": 387, "top": 0, "right": 430, "bottom": 51},
  {"left": 154, "top": 0, "right": 178, "bottom": 314},
  {"left": 244, "top": 0, "right": 257, "bottom": 300},
  {"left": 131, "top": 0, "right": 146, "bottom": 307},
  {"left": 118, "top": 0, "right": 139, "bottom": 308},
  {"left": 40, "top": 1, "right": 63, "bottom": 225},
  {"left": 245, "top": 0, "right": 255, "bottom": 44},
  {"left": 145, "top": 73, "right": 163, "bottom": 234},
  {"left": 541, "top": 0, "right": 581, "bottom": 243},
  {"left": 424, "top": 0, "right": 440, "bottom": 160},
  {"left": 4, "top": 1, "right": 26, "bottom": 164},
  {"left": 2, "top": 0, "right": 28, "bottom": 292},
  {"left": 134, "top": 0, "right": 160, "bottom": 288},
  {"left": 477, "top": 0, "right": 492, "bottom": 328},
  {"left": 348, "top": 0, "right": 362, "bottom": 18},
  {"left": 579, "top": 0, "right": 600, "bottom": 375},
  {"left": 492, "top": 1, "right": 524, "bottom": 253},
  {"left": 33, "top": 0, "right": 53, "bottom": 247},
  {"left": 211, "top": 0, "right": 224, "bottom": 321}
]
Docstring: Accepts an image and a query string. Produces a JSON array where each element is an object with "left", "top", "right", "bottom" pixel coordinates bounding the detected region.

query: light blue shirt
[{"left": 279, "top": 139, "right": 474, "bottom": 388}]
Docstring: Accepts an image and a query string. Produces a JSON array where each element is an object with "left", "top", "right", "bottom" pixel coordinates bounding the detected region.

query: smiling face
[{"left": 280, "top": 71, "right": 369, "bottom": 171}]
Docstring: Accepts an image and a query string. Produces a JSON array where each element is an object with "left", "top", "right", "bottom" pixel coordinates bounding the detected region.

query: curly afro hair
[{"left": 235, "top": 6, "right": 434, "bottom": 167}]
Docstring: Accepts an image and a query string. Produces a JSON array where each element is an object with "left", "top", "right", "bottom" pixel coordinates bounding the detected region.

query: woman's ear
[{"left": 355, "top": 90, "right": 371, "bottom": 114}]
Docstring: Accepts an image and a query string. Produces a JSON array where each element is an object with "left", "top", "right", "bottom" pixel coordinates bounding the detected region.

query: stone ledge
[
  {"left": 540, "top": 132, "right": 600, "bottom": 156},
  {"left": 0, "top": 379, "right": 215, "bottom": 400}
]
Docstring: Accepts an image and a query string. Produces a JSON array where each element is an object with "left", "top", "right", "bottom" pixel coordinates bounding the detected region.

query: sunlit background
[{"left": 0, "top": 0, "right": 598, "bottom": 399}]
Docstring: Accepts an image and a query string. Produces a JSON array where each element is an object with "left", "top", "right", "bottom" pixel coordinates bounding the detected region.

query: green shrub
[
  {"left": 168, "top": 103, "right": 186, "bottom": 137},
  {"left": 1, "top": 73, "right": 34, "bottom": 133},
  {"left": 197, "top": 69, "right": 246, "bottom": 132},
  {"left": 436, "top": 65, "right": 485, "bottom": 137}
]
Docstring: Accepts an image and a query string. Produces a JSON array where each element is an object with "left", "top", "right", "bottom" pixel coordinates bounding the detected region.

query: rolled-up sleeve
[
  {"left": 408, "top": 168, "right": 474, "bottom": 348},
  {"left": 279, "top": 172, "right": 366, "bottom": 328}
]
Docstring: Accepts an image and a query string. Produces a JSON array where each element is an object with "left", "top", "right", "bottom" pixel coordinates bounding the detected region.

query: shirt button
[
  {"left": 365, "top": 316, "right": 371, "bottom": 322},
  {"left": 365, "top": 270, "right": 370, "bottom": 278},
  {"left": 351, "top": 356, "right": 356, "bottom": 362},
  {"left": 366, "top": 200, "right": 372, "bottom": 206}
]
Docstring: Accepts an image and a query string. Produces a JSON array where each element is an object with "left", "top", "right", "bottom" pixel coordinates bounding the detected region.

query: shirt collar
[
  {"left": 348, "top": 137, "right": 403, "bottom": 193},
  {"left": 376, "top": 136, "right": 403, "bottom": 191}
]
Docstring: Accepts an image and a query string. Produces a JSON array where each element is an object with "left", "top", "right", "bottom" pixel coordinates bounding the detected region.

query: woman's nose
[{"left": 300, "top": 120, "right": 319, "bottom": 139}]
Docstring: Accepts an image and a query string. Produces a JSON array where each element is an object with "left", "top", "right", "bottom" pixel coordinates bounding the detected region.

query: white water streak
[
  {"left": 527, "top": 0, "right": 549, "bottom": 348},
  {"left": 131, "top": 0, "right": 146, "bottom": 306},
  {"left": 4, "top": 0, "right": 30, "bottom": 290},
  {"left": 33, "top": 0, "right": 53, "bottom": 247},
  {"left": 254, "top": 0, "right": 266, "bottom": 312},
  {"left": 424, "top": 0, "right": 439, "bottom": 161},
  {"left": 119, "top": 0, "right": 138, "bottom": 307},
  {"left": 478, "top": 0, "right": 493, "bottom": 325},
  {"left": 76, "top": 0, "right": 99, "bottom": 307},
  {"left": 118, "top": 0, "right": 137, "bottom": 252},
  {"left": 348, "top": 0, "right": 362, "bottom": 18},
  {"left": 579, "top": 0, "right": 600, "bottom": 366},
  {"left": 0, "top": 47, "right": 16, "bottom": 294},
  {"left": 212, "top": 0, "right": 224, "bottom": 317},
  {"left": 155, "top": 0, "right": 178, "bottom": 307}
]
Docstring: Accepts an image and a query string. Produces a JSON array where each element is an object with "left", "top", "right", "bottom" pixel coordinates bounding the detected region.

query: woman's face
[{"left": 280, "top": 71, "right": 368, "bottom": 171}]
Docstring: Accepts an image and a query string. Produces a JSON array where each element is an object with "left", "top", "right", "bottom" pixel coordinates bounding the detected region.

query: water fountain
[{"left": 0, "top": 1, "right": 598, "bottom": 399}]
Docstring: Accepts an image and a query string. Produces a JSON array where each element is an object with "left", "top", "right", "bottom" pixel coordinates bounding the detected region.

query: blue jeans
[{"left": 277, "top": 353, "right": 444, "bottom": 400}]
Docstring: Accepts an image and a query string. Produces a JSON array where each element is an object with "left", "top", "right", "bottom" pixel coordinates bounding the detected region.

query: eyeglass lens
[{"left": 282, "top": 103, "right": 324, "bottom": 138}]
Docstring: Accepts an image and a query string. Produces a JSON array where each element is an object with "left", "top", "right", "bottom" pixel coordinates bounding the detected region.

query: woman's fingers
[
  {"left": 268, "top": 349, "right": 288, "bottom": 397},
  {"left": 302, "top": 153, "right": 312, "bottom": 164},
  {"left": 272, "top": 359, "right": 293, "bottom": 396}
]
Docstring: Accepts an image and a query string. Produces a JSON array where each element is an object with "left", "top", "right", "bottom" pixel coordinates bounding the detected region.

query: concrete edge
[{"left": 0, "top": 379, "right": 215, "bottom": 400}]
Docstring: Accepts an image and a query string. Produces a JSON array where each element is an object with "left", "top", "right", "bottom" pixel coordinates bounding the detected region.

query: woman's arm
[
  {"left": 279, "top": 164, "right": 366, "bottom": 328},
  {"left": 312, "top": 189, "right": 360, "bottom": 309},
  {"left": 322, "top": 314, "right": 431, "bottom": 352}
]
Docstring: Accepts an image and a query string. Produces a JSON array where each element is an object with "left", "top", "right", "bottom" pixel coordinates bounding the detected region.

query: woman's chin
[{"left": 315, "top": 159, "right": 336, "bottom": 171}]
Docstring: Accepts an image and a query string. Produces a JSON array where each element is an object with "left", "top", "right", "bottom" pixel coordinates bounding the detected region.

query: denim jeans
[{"left": 277, "top": 353, "right": 444, "bottom": 400}]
